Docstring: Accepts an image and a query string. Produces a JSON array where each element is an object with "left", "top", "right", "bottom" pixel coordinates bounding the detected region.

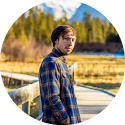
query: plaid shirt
[{"left": 39, "top": 48, "right": 81, "bottom": 125}]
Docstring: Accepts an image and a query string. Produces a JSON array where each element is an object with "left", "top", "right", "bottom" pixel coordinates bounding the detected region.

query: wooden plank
[
  {"left": 68, "top": 62, "right": 77, "bottom": 75},
  {"left": 68, "top": 62, "right": 77, "bottom": 81},
  {"left": 1, "top": 71, "right": 38, "bottom": 82},
  {"left": 8, "top": 81, "right": 40, "bottom": 106},
  {"left": 22, "top": 101, "right": 30, "bottom": 115},
  {"left": 74, "top": 85, "right": 114, "bottom": 122}
]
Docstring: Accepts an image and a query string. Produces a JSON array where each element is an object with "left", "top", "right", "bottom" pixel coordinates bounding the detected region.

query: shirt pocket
[{"left": 62, "top": 72, "right": 72, "bottom": 91}]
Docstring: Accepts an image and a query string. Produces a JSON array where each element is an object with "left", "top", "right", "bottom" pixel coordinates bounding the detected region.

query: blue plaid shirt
[{"left": 39, "top": 48, "right": 81, "bottom": 124}]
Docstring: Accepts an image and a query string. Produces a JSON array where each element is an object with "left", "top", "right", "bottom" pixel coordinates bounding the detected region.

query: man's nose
[{"left": 68, "top": 39, "right": 72, "bottom": 46}]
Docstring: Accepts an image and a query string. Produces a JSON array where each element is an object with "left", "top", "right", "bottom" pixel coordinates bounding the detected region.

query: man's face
[{"left": 55, "top": 31, "right": 76, "bottom": 56}]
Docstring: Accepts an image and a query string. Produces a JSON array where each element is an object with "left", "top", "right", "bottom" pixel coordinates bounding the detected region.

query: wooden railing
[{"left": 6, "top": 62, "right": 77, "bottom": 121}]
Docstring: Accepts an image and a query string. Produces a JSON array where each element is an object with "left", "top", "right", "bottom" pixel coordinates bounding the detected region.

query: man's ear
[{"left": 55, "top": 39, "right": 58, "bottom": 44}]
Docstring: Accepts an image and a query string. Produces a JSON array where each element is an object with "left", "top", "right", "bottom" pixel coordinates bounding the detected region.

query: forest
[{"left": 1, "top": 6, "right": 122, "bottom": 61}]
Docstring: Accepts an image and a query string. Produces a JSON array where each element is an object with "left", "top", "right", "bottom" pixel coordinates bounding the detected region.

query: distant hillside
[{"left": 39, "top": 0, "right": 108, "bottom": 23}]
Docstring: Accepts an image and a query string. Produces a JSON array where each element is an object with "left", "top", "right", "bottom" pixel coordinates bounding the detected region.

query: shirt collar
[{"left": 52, "top": 48, "right": 67, "bottom": 63}]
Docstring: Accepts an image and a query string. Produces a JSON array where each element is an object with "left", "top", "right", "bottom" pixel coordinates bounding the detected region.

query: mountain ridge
[{"left": 38, "top": 0, "right": 108, "bottom": 23}]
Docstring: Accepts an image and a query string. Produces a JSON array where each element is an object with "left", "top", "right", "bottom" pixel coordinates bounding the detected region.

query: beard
[
  {"left": 54, "top": 38, "right": 75, "bottom": 56},
  {"left": 57, "top": 46, "right": 73, "bottom": 56}
]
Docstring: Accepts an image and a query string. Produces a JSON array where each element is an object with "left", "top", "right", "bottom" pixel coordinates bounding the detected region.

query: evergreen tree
[
  {"left": 33, "top": 6, "right": 41, "bottom": 42},
  {"left": 11, "top": 9, "right": 119, "bottom": 46},
  {"left": 72, "top": 21, "right": 81, "bottom": 43},
  {"left": 107, "top": 23, "right": 117, "bottom": 36},
  {"left": 102, "top": 18, "right": 108, "bottom": 42},
  {"left": 96, "top": 17, "right": 104, "bottom": 43},
  {"left": 106, "top": 23, "right": 121, "bottom": 43},
  {"left": 25, "top": 8, "right": 34, "bottom": 41},
  {"left": 77, "top": 21, "right": 87, "bottom": 43},
  {"left": 56, "top": 12, "right": 69, "bottom": 26},
  {"left": 13, "top": 17, "right": 22, "bottom": 39},
  {"left": 39, "top": 11, "right": 47, "bottom": 42},
  {"left": 18, "top": 29, "right": 28, "bottom": 45},
  {"left": 2, "top": 27, "right": 15, "bottom": 57},
  {"left": 46, "top": 12, "right": 55, "bottom": 44},
  {"left": 46, "top": 12, "right": 54, "bottom": 32},
  {"left": 70, "top": 20, "right": 78, "bottom": 29},
  {"left": 12, "top": 13, "right": 28, "bottom": 45},
  {"left": 92, "top": 17, "right": 97, "bottom": 43},
  {"left": 83, "top": 12, "right": 92, "bottom": 43}
]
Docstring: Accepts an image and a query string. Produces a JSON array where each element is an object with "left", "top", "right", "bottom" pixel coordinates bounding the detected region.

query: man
[{"left": 39, "top": 25, "right": 81, "bottom": 125}]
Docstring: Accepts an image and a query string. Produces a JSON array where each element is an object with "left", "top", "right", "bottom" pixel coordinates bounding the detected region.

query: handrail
[
  {"left": 36, "top": 112, "right": 44, "bottom": 120},
  {"left": 6, "top": 62, "right": 77, "bottom": 120},
  {"left": 8, "top": 81, "right": 39, "bottom": 106}
]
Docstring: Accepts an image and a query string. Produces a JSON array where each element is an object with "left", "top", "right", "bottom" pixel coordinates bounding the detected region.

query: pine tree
[
  {"left": 25, "top": 8, "right": 34, "bottom": 41},
  {"left": 56, "top": 12, "right": 69, "bottom": 26},
  {"left": 18, "top": 29, "right": 28, "bottom": 45},
  {"left": 12, "top": 13, "right": 28, "bottom": 45},
  {"left": 39, "top": 11, "right": 47, "bottom": 42},
  {"left": 2, "top": 27, "right": 15, "bottom": 57},
  {"left": 12, "top": 17, "right": 22, "bottom": 39},
  {"left": 81, "top": 21, "right": 87, "bottom": 43},
  {"left": 46, "top": 12, "right": 54, "bottom": 32},
  {"left": 92, "top": 17, "right": 97, "bottom": 43},
  {"left": 83, "top": 12, "right": 92, "bottom": 43},
  {"left": 106, "top": 23, "right": 121, "bottom": 43},
  {"left": 33, "top": 6, "right": 41, "bottom": 42},
  {"left": 72, "top": 21, "right": 81, "bottom": 43},
  {"left": 70, "top": 20, "right": 81, "bottom": 43},
  {"left": 107, "top": 23, "right": 117, "bottom": 36},
  {"left": 46, "top": 12, "right": 55, "bottom": 44},
  {"left": 96, "top": 17, "right": 104, "bottom": 43},
  {"left": 102, "top": 18, "right": 108, "bottom": 42}
]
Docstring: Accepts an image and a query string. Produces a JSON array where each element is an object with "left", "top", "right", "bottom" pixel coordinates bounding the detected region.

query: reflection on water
[{"left": 80, "top": 53, "right": 125, "bottom": 58}]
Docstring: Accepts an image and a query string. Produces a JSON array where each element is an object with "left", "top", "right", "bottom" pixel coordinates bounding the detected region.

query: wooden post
[
  {"left": 21, "top": 79, "right": 24, "bottom": 87},
  {"left": 8, "top": 77, "right": 10, "bottom": 88},
  {"left": 73, "top": 62, "right": 77, "bottom": 82},
  {"left": 4, "top": 76, "right": 7, "bottom": 86},
  {"left": 10, "top": 77, "right": 13, "bottom": 88},
  {"left": 2, "top": 77, "right": 4, "bottom": 84},
  {"left": 38, "top": 95, "right": 43, "bottom": 121},
  {"left": 22, "top": 84, "right": 30, "bottom": 115},
  {"left": 15, "top": 81, "right": 17, "bottom": 88},
  {"left": 39, "top": 96, "right": 42, "bottom": 115},
  {"left": 22, "top": 101, "right": 30, "bottom": 115},
  {"left": 4, "top": 75, "right": 8, "bottom": 87},
  {"left": 83, "top": 64, "right": 85, "bottom": 78}
]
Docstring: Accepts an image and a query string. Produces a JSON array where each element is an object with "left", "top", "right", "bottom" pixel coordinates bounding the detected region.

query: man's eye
[
  {"left": 67, "top": 38, "right": 71, "bottom": 40},
  {"left": 63, "top": 37, "right": 76, "bottom": 42},
  {"left": 64, "top": 37, "right": 69, "bottom": 40},
  {"left": 64, "top": 38, "right": 69, "bottom": 41}
]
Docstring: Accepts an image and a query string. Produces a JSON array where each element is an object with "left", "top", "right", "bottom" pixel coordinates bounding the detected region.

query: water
[{"left": 79, "top": 52, "right": 125, "bottom": 58}]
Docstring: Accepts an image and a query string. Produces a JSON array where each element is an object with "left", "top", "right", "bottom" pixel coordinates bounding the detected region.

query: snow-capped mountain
[
  {"left": 38, "top": 0, "right": 107, "bottom": 22},
  {"left": 69, "top": 3, "right": 106, "bottom": 22},
  {"left": 39, "top": 0, "right": 81, "bottom": 20}
]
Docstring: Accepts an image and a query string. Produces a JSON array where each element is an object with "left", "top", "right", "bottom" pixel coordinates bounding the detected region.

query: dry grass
[
  {"left": 3, "top": 54, "right": 125, "bottom": 119},
  {"left": 1, "top": 54, "right": 125, "bottom": 94},
  {"left": 66, "top": 54, "right": 125, "bottom": 94}
]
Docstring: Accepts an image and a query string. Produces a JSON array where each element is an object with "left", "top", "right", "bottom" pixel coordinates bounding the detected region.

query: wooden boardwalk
[
  {"left": 74, "top": 85, "right": 114, "bottom": 122},
  {"left": 1, "top": 71, "right": 115, "bottom": 122},
  {"left": 1, "top": 71, "right": 38, "bottom": 82}
]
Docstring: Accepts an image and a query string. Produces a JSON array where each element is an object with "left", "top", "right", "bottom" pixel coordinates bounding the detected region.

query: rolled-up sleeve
[{"left": 39, "top": 61, "right": 70, "bottom": 124}]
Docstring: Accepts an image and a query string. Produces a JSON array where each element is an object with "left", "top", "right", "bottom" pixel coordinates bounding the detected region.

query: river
[{"left": 78, "top": 52, "right": 125, "bottom": 58}]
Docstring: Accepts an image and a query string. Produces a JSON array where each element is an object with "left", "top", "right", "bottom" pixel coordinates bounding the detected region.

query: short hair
[
  {"left": 51, "top": 25, "right": 76, "bottom": 47},
  {"left": 59, "top": 27, "right": 76, "bottom": 40}
]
